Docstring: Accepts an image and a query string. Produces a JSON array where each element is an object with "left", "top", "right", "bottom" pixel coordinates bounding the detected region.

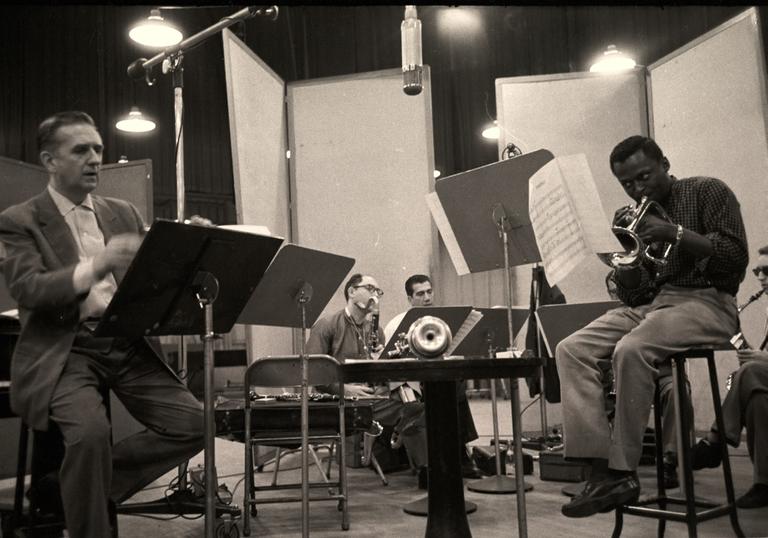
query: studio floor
[{"left": 1, "top": 399, "right": 766, "bottom": 538}]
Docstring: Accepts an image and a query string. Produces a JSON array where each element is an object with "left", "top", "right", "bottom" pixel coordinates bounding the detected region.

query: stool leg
[
  {"left": 653, "top": 384, "right": 666, "bottom": 538},
  {"left": 13, "top": 422, "right": 29, "bottom": 530},
  {"left": 706, "top": 355, "right": 745, "bottom": 538},
  {"left": 611, "top": 509, "right": 624, "bottom": 538},
  {"left": 672, "top": 357, "right": 697, "bottom": 538}
]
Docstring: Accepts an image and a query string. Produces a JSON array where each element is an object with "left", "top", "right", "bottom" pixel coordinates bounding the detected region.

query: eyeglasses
[
  {"left": 354, "top": 284, "right": 384, "bottom": 297},
  {"left": 753, "top": 266, "right": 768, "bottom": 277}
]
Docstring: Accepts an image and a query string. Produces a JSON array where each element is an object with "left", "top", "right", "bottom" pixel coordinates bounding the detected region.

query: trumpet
[{"left": 598, "top": 196, "right": 675, "bottom": 270}]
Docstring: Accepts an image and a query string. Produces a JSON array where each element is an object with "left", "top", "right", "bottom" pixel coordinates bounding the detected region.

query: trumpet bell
[{"left": 406, "top": 315, "right": 452, "bottom": 359}]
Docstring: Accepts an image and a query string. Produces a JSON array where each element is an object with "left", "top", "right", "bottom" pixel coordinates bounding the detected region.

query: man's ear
[
  {"left": 40, "top": 150, "right": 56, "bottom": 173},
  {"left": 662, "top": 157, "right": 670, "bottom": 172}
]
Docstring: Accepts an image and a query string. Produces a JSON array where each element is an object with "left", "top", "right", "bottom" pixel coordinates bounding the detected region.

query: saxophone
[{"left": 727, "top": 289, "right": 765, "bottom": 390}]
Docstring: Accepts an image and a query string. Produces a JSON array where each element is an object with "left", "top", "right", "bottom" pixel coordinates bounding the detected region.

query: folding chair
[{"left": 242, "top": 354, "right": 348, "bottom": 536}]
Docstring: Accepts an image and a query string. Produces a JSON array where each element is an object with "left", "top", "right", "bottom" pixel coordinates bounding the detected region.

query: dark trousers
[{"left": 49, "top": 335, "right": 204, "bottom": 538}]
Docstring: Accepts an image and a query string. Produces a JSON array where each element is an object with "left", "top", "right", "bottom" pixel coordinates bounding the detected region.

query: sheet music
[
  {"left": 529, "top": 155, "right": 621, "bottom": 285},
  {"left": 426, "top": 191, "right": 470, "bottom": 275},
  {"left": 445, "top": 309, "right": 483, "bottom": 356}
]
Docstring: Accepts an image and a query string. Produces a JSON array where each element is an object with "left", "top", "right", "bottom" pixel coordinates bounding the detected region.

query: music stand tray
[
  {"left": 535, "top": 301, "right": 621, "bottom": 356},
  {"left": 237, "top": 244, "right": 355, "bottom": 328},
  {"left": 450, "top": 307, "right": 529, "bottom": 356},
  {"left": 94, "top": 220, "right": 283, "bottom": 338},
  {"left": 380, "top": 306, "right": 474, "bottom": 358}
]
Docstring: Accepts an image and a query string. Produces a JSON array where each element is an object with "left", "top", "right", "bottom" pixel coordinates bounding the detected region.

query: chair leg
[
  {"left": 706, "top": 355, "right": 745, "bottom": 538},
  {"left": 271, "top": 447, "right": 282, "bottom": 486},
  {"left": 652, "top": 383, "right": 667, "bottom": 538},
  {"left": 243, "top": 441, "right": 253, "bottom": 537},
  {"left": 13, "top": 422, "right": 29, "bottom": 530},
  {"left": 369, "top": 454, "right": 388, "bottom": 486}
]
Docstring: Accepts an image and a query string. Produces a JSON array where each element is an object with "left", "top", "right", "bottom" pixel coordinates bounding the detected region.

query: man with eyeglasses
[
  {"left": 383, "top": 274, "right": 483, "bottom": 480},
  {"left": 306, "top": 273, "right": 428, "bottom": 483},
  {"left": 690, "top": 246, "right": 768, "bottom": 508}
]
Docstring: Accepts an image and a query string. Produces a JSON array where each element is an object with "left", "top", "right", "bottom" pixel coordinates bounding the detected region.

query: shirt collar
[{"left": 47, "top": 184, "right": 94, "bottom": 215}]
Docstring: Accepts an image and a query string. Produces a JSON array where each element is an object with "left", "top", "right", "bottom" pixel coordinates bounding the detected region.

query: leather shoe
[
  {"left": 561, "top": 473, "right": 640, "bottom": 518},
  {"left": 691, "top": 439, "right": 722, "bottom": 470},
  {"left": 460, "top": 451, "right": 484, "bottom": 479},
  {"left": 663, "top": 460, "right": 679, "bottom": 489},
  {"left": 736, "top": 483, "right": 768, "bottom": 509}
]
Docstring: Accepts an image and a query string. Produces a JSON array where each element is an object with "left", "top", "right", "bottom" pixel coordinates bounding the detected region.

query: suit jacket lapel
[
  {"left": 35, "top": 191, "right": 79, "bottom": 268},
  {"left": 92, "top": 196, "right": 118, "bottom": 245}
]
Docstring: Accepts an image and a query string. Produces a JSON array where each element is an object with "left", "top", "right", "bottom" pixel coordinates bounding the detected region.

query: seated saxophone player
[
  {"left": 383, "top": 274, "right": 483, "bottom": 480},
  {"left": 305, "top": 273, "right": 428, "bottom": 486},
  {"left": 556, "top": 135, "right": 748, "bottom": 518},
  {"left": 690, "top": 245, "right": 768, "bottom": 509}
]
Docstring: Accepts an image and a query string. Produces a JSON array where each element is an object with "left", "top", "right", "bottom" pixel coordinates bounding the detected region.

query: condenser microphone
[{"left": 401, "top": 5, "right": 423, "bottom": 96}]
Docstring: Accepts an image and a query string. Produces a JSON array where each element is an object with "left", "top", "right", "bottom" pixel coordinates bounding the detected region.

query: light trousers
[{"left": 555, "top": 285, "right": 737, "bottom": 471}]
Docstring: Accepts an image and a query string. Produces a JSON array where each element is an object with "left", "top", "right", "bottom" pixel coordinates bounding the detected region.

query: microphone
[
  {"left": 401, "top": 5, "right": 423, "bottom": 96},
  {"left": 127, "top": 58, "right": 149, "bottom": 80}
]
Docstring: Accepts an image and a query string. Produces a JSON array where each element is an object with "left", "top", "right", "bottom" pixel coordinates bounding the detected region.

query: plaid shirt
[{"left": 612, "top": 176, "right": 748, "bottom": 306}]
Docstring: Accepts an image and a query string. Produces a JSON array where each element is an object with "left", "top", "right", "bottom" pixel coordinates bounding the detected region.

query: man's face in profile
[{"left": 408, "top": 281, "right": 433, "bottom": 307}]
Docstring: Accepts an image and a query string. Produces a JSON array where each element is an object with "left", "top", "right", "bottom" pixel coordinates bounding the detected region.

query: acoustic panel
[
  {"left": 222, "top": 29, "right": 293, "bottom": 361},
  {"left": 287, "top": 68, "right": 435, "bottom": 327},
  {"left": 451, "top": 70, "right": 647, "bottom": 311},
  {"left": 649, "top": 7, "right": 768, "bottom": 429}
]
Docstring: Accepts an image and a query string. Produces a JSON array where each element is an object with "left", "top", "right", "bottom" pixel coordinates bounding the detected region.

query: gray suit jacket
[{"left": 0, "top": 189, "right": 170, "bottom": 430}]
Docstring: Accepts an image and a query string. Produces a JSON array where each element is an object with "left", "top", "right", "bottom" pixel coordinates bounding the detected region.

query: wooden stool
[{"left": 612, "top": 348, "right": 744, "bottom": 538}]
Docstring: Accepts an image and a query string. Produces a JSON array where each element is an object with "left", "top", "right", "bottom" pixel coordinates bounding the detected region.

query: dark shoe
[
  {"left": 691, "top": 439, "right": 722, "bottom": 470},
  {"left": 27, "top": 471, "right": 64, "bottom": 518},
  {"left": 736, "top": 483, "right": 768, "bottom": 509},
  {"left": 460, "top": 451, "right": 484, "bottom": 479},
  {"left": 663, "top": 460, "right": 679, "bottom": 489},
  {"left": 561, "top": 474, "right": 640, "bottom": 518},
  {"left": 417, "top": 466, "right": 428, "bottom": 490}
]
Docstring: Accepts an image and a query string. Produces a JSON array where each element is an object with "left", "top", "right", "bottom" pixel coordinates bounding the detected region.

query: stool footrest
[{"left": 622, "top": 501, "right": 733, "bottom": 522}]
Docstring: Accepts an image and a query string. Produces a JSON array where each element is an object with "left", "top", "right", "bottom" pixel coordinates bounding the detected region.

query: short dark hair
[
  {"left": 343, "top": 273, "right": 364, "bottom": 301},
  {"left": 37, "top": 111, "right": 96, "bottom": 153},
  {"left": 405, "top": 274, "right": 431, "bottom": 297},
  {"left": 758, "top": 245, "right": 768, "bottom": 256},
  {"left": 609, "top": 135, "right": 664, "bottom": 173}
]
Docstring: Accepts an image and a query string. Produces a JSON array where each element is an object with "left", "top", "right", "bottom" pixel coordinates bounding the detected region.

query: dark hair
[
  {"left": 343, "top": 273, "right": 364, "bottom": 301},
  {"left": 609, "top": 135, "right": 664, "bottom": 173},
  {"left": 404, "top": 274, "right": 431, "bottom": 297},
  {"left": 37, "top": 111, "right": 97, "bottom": 153},
  {"left": 758, "top": 245, "right": 768, "bottom": 256}
]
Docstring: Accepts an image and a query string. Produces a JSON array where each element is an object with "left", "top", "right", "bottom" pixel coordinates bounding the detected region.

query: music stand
[
  {"left": 535, "top": 300, "right": 621, "bottom": 497},
  {"left": 429, "top": 150, "right": 554, "bottom": 538},
  {"left": 237, "top": 244, "right": 355, "bottom": 538},
  {"left": 95, "top": 220, "right": 283, "bottom": 536},
  {"left": 454, "top": 308, "right": 533, "bottom": 495}
]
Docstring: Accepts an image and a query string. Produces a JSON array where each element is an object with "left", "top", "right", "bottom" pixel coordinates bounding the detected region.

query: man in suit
[{"left": 0, "top": 111, "right": 204, "bottom": 537}]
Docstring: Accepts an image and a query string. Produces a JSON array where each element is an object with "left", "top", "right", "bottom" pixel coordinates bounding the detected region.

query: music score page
[{"left": 529, "top": 154, "right": 621, "bottom": 285}]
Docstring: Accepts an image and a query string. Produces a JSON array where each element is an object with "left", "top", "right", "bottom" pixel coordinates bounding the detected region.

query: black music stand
[
  {"left": 237, "top": 244, "right": 355, "bottom": 538},
  {"left": 535, "top": 301, "right": 621, "bottom": 497},
  {"left": 94, "top": 220, "right": 283, "bottom": 534},
  {"left": 430, "top": 150, "right": 554, "bottom": 538},
  {"left": 456, "top": 308, "right": 533, "bottom": 495},
  {"left": 381, "top": 306, "right": 477, "bottom": 518}
]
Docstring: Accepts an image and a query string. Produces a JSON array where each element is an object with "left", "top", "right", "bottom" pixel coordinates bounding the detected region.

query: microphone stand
[{"left": 119, "top": 5, "right": 278, "bottom": 533}]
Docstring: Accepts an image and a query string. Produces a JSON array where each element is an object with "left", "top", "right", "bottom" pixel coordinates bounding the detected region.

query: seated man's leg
[
  {"left": 740, "top": 389, "right": 768, "bottom": 508},
  {"left": 49, "top": 352, "right": 115, "bottom": 538},
  {"left": 556, "top": 307, "right": 635, "bottom": 464},
  {"left": 372, "top": 397, "right": 427, "bottom": 467},
  {"left": 108, "top": 339, "right": 204, "bottom": 503},
  {"left": 611, "top": 292, "right": 736, "bottom": 473}
]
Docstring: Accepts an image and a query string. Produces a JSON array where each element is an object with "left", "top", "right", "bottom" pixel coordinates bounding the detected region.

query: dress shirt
[{"left": 47, "top": 185, "right": 117, "bottom": 319}]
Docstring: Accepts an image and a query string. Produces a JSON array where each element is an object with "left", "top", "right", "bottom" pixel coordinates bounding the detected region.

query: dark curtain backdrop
[{"left": 0, "top": 5, "right": 754, "bottom": 223}]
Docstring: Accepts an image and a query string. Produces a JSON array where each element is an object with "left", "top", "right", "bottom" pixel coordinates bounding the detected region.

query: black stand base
[
  {"left": 117, "top": 488, "right": 241, "bottom": 518},
  {"left": 403, "top": 496, "right": 477, "bottom": 517},
  {"left": 467, "top": 475, "right": 533, "bottom": 494}
]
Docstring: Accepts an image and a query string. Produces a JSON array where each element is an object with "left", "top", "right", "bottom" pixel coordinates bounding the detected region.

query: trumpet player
[
  {"left": 557, "top": 135, "right": 748, "bottom": 518},
  {"left": 305, "top": 273, "right": 428, "bottom": 483},
  {"left": 690, "top": 245, "right": 768, "bottom": 508}
]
